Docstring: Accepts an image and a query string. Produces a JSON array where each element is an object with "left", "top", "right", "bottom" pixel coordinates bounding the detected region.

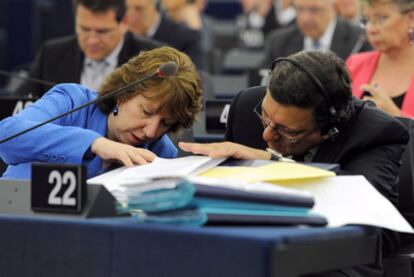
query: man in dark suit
[
  {"left": 236, "top": 0, "right": 296, "bottom": 49},
  {"left": 261, "top": 0, "right": 371, "bottom": 68},
  {"left": 14, "top": 0, "right": 162, "bottom": 96},
  {"left": 126, "top": 0, "right": 204, "bottom": 69},
  {"left": 180, "top": 50, "right": 408, "bottom": 276}
]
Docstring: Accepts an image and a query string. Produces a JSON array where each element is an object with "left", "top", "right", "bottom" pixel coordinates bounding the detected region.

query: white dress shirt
[
  {"left": 80, "top": 38, "right": 124, "bottom": 91},
  {"left": 304, "top": 18, "right": 337, "bottom": 52}
]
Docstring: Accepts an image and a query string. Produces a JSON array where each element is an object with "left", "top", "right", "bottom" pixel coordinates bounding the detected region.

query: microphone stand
[{"left": 0, "top": 69, "right": 56, "bottom": 87}]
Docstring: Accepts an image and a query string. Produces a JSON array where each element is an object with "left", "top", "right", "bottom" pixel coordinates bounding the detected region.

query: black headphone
[{"left": 271, "top": 57, "right": 340, "bottom": 141}]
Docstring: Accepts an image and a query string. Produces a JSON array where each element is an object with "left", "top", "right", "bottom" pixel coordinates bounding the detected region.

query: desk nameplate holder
[
  {"left": 205, "top": 99, "right": 232, "bottom": 134},
  {"left": 31, "top": 163, "right": 86, "bottom": 214},
  {"left": 0, "top": 163, "right": 117, "bottom": 218}
]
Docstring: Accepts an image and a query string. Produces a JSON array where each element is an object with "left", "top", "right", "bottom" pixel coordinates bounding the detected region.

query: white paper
[
  {"left": 282, "top": 175, "right": 414, "bottom": 233},
  {"left": 87, "top": 156, "right": 226, "bottom": 192}
]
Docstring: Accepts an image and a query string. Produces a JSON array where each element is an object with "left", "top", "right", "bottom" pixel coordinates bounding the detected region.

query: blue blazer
[{"left": 0, "top": 84, "right": 177, "bottom": 179}]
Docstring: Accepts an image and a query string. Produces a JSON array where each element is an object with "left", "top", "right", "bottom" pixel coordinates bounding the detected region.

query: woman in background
[{"left": 346, "top": 0, "right": 414, "bottom": 117}]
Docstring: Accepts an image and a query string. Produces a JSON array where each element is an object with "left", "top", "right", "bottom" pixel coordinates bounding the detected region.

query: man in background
[
  {"left": 261, "top": 0, "right": 370, "bottom": 68},
  {"left": 236, "top": 0, "right": 296, "bottom": 49},
  {"left": 126, "top": 0, "right": 204, "bottom": 69},
  {"left": 15, "top": 0, "right": 162, "bottom": 96}
]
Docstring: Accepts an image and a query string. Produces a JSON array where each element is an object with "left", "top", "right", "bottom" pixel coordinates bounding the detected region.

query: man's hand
[
  {"left": 91, "top": 137, "right": 156, "bottom": 167},
  {"left": 179, "top": 141, "right": 271, "bottom": 160}
]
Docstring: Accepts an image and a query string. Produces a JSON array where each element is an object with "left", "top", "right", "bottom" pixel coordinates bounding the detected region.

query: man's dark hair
[
  {"left": 75, "top": 0, "right": 126, "bottom": 22},
  {"left": 268, "top": 50, "right": 354, "bottom": 132}
]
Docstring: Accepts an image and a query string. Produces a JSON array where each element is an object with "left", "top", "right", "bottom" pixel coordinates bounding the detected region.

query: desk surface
[{"left": 0, "top": 214, "right": 379, "bottom": 277}]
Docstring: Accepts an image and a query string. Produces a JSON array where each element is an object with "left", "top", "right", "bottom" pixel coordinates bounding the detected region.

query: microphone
[
  {"left": 0, "top": 62, "right": 178, "bottom": 145},
  {"left": 156, "top": 62, "right": 178, "bottom": 77}
]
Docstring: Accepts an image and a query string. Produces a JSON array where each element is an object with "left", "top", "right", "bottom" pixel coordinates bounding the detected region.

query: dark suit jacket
[
  {"left": 14, "top": 32, "right": 163, "bottom": 96},
  {"left": 152, "top": 15, "right": 203, "bottom": 69},
  {"left": 226, "top": 86, "right": 409, "bottom": 261},
  {"left": 262, "top": 18, "right": 372, "bottom": 68},
  {"left": 225, "top": 86, "right": 409, "bottom": 206},
  {"left": 225, "top": 86, "right": 267, "bottom": 150}
]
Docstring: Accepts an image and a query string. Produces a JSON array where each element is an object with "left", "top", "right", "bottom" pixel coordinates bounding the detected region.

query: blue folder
[
  {"left": 119, "top": 179, "right": 327, "bottom": 227},
  {"left": 193, "top": 196, "right": 326, "bottom": 226},
  {"left": 194, "top": 183, "right": 314, "bottom": 208}
]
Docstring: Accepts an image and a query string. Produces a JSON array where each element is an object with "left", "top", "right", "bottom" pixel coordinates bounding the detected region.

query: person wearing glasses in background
[
  {"left": 261, "top": 0, "right": 372, "bottom": 68},
  {"left": 346, "top": 0, "right": 414, "bottom": 118},
  {"left": 180, "top": 50, "right": 408, "bottom": 277},
  {"left": 14, "top": 0, "right": 162, "bottom": 97}
]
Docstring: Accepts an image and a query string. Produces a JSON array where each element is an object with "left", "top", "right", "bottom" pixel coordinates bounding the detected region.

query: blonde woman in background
[{"left": 346, "top": 0, "right": 414, "bottom": 117}]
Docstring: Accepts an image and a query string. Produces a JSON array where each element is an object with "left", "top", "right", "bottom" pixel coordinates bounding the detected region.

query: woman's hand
[
  {"left": 360, "top": 84, "right": 402, "bottom": 116},
  {"left": 91, "top": 137, "right": 156, "bottom": 167},
  {"left": 179, "top": 141, "right": 271, "bottom": 160}
]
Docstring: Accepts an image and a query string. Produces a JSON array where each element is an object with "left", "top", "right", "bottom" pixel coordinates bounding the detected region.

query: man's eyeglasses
[{"left": 253, "top": 100, "right": 316, "bottom": 144}]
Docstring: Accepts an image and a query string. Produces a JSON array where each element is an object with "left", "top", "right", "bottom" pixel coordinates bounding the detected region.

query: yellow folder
[{"left": 199, "top": 162, "right": 335, "bottom": 184}]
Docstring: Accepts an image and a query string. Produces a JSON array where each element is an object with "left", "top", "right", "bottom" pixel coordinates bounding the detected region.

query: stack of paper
[
  {"left": 87, "top": 157, "right": 414, "bottom": 232},
  {"left": 87, "top": 156, "right": 330, "bottom": 226},
  {"left": 185, "top": 176, "right": 326, "bottom": 226}
]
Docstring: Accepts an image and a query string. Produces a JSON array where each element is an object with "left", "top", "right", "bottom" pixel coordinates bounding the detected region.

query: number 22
[{"left": 47, "top": 170, "right": 77, "bottom": 206}]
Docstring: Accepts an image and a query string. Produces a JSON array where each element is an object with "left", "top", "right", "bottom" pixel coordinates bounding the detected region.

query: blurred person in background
[
  {"left": 334, "top": 0, "right": 361, "bottom": 24},
  {"left": 14, "top": 0, "right": 162, "bottom": 96},
  {"left": 161, "top": 0, "right": 203, "bottom": 30},
  {"left": 127, "top": 0, "right": 204, "bottom": 69},
  {"left": 262, "top": 0, "right": 371, "bottom": 68},
  {"left": 236, "top": 0, "right": 296, "bottom": 49},
  {"left": 346, "top": 0, "right": 414, "bottom": 118}
]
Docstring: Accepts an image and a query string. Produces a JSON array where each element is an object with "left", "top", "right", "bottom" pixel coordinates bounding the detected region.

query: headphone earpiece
[{"left": 271, "top": 57, "right": 340, "bottom": 141}]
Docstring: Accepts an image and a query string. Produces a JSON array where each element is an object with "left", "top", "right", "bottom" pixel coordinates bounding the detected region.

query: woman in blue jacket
[{"left": 0, "top": 46, "right": 203, "bottom": 179}]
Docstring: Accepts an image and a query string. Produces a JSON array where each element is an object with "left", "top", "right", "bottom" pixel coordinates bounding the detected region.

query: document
[
  {"left": 87, "top": 156, "right": 226, "bottom": 192},
  {"left": 199, "top": 162, "right": 335, "bottom": 183},
  {"left": 282, "top": 175, "right": 414, "bottom": 233}
]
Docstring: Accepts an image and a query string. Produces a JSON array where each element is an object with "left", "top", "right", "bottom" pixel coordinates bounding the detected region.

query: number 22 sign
[{"left": 31, "top": 163, "right": 86, "bottom": 213}]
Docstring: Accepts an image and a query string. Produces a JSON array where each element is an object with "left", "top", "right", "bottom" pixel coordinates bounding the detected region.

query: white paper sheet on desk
[
  {"left": 282, "top": 175, "right": 414, "bottom": 233},
  {"left": 87, "top": 156, "right": 226, "bottom": 192}
]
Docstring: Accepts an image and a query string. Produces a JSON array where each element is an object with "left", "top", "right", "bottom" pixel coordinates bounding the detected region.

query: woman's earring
[
  {"left": 408, "top": 27, "right": 414, "bottom": 45},
  {"left": 113, "top": 106, "right": 119, "bottom": 116}
]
